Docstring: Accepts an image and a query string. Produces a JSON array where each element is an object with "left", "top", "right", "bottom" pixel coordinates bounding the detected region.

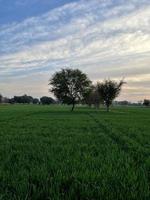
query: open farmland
[{"left": 0, "top": 105, "right": 150, "bottom": 200}]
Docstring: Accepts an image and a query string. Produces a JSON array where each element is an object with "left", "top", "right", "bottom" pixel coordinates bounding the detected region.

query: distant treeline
[
  {"left": 114, "top": 100, "right": 150, "bottom": 107},
  {"left": 0, "top": 93, "right": 149, "bottom": 107},
  {"left": 0, "top": 94, "right": 56, "bottom": 105}
]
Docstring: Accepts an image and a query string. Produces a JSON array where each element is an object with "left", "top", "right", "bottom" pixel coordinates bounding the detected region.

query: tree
[
  {"left": 14, "top": 95, "right": 33, "bottom": 104},
  {"left": 97, "top": 79, "right": 125, "bottom": 112},
  {"left": 33, "top": 98, "right": 40, "bottom": 104},
  {"left": 143, "top": 99, "right": 150, "bottom": 107},
  {"left": 84, "top": 85, "right": 101, "bottom": 109},
  {"left": 22, "top": 95, "right": 33, "bottom": 104},
  {"left": 40, "top": 96, "right": 55, "bottom": 105},
  {"left": 49, "top": 68, "right": 91, "bottom": 111},
  {"left": 0, "top": 94, "right": 2, "bottom": 103},
  {"left": 9, "top": 98, "right": 15, "bottom": 104}
]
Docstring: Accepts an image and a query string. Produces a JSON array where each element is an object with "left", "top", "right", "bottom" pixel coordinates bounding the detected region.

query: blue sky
[
  {"left": 0, "top": 0, "right": 80, "bottom": 24},
  {"left": 0, "top": 0, "right": 150, "bottom": 101}
]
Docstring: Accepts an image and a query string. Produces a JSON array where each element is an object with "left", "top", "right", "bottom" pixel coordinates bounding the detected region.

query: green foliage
[
  {"left": 14, "top": 95, "right": 33, "bottom": 104},
  {"left": 97, "top": 80, "right": 125, "bottom": 111},
  {"left": 40, "top": 96, "right": 55, "bottom": 105},
  {"left": 49, "top": 68, "right": 91, "bottom": 111},
  {"left": 143, "top": 99, "right": 150, "bottom": 107},
  {"left": 0, "top": 105, "right": 150, "bottom": 199},
  {"left": 33, "top": 98, "right": 40, "bottom": 105},
  {"left": 83, "top": 85, "right": 102, "bottom": 109}
]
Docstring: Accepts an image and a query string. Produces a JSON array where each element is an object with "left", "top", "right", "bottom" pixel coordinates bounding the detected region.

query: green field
[{"left": 0, "top": 105, "right": 150, "bottom": 200}]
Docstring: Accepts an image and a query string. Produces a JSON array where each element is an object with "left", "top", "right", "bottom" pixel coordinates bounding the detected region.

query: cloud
[{"left": 0, "top": 0, "right": 150, "bottom": 101}]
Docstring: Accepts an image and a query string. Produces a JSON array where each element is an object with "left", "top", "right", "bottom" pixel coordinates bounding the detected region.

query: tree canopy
[
  {"left": 40, "top": 96, "right": 55, "bottom": 105},
  {"left": 33, "top": 98, "right": 40, "bottom": 104},
  {"left": 143, "top": 99, "right": 150, "bottom": 107},
  {"left": 49, "top": 68, "right": 91, "bottom": 111},
  {"left": 97, "top": 79, "right": 125, "bottom": 111},
  {"left": 84, "top": 85, "right": 102, "bottom": 109},
  {"left": 14, "top": 95, "right": 33, "bottom": 104}
]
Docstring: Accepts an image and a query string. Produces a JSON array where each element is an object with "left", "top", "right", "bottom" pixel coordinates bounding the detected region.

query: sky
[{"left": 0, "top": 0, "right": 150, "bottom": 102}]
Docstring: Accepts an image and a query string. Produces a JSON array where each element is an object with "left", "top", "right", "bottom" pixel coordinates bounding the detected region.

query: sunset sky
[{"left": 0, "top": 0, "right": 150, "bottom": 101}]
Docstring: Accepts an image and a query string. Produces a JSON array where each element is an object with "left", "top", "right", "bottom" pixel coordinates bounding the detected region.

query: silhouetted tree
[
  {"left": 33, "top": 98, "right": 40, "bottom": 104},
  {"left": 14, "top": 96, "right": 21, "bottom": 103},
  {"left": 22, "top": 95, "right": 33, "bottom": 104},
  {"left": 84, "top": 85, "right": 101, "bottom": 109},
  {"left": 0, "top": 94, "right": 2, "bottom": 103},
  {"left": 9, "top": 98, "right": 15, "bottom": 104},
  {"left": 40, "top": 96, "right": 55, "bottom": 105},
  {"left": 14, "top": 95, "right": 33, "bottom": 104},
  {"left": 143, "top": 99, "right": 150, "bottom": 107},
  {"left": 49, "top": 68, "right": 91, "bottom": 111},
  {"left": 97, "top": 79, "right": 125, "bottom": 112}
]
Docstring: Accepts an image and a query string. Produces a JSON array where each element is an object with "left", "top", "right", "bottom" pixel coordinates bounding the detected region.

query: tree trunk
[
  {"left": 71, "top": 101, "right": 75, "bottom": 111},
  {"left": 106, "top": 105, "right": 109, "bottom": 112},
  {"left": 95, "top": 103, "right": 100, "bottom": 109}
]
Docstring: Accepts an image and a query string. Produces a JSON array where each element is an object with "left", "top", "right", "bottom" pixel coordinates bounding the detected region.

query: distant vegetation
[
  {"left": 143, "top": 99, "right": 150, "bottom": 107},
  {"left": 0, "top": 68, "right": 149, "bottom": 111},
  {"left": 0, "top": 94, "right": 56, "bottom": 105},
  {"left": 40, "top": 96, "right": 56, "bottom": 105}
]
